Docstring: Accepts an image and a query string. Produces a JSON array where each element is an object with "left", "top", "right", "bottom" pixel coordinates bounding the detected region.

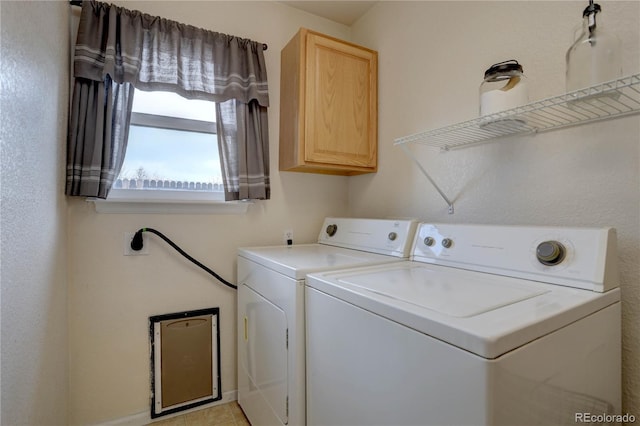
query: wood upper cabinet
[{"left": 279, "top": 28, "right": 378, "bottom": 175}]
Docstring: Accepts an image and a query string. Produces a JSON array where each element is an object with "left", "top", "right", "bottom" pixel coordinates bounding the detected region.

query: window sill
[
  {"left": 89, "top": 189, "right": 252, "bottom": 214},
  {"left": 90, "top": 193, "right": 251, "bottom": 214}
]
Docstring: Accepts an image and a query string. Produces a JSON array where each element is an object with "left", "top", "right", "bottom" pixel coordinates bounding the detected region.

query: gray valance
[{"left": 74, "top": 1, "right": 269, "bottom": 106}]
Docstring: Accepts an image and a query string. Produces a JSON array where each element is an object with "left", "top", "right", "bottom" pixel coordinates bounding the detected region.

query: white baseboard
[{"left": 93, "top": 390, "right": 238, "bottom": 426}]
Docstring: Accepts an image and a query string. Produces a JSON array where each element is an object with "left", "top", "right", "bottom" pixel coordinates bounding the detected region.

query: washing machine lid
[
  {"left": 306, "top": 262, "right": 620, "bottom": 359},
  {"left": 238, "top": 244, "right": 403, "bottom": 280},
  {"left": 340, "top": 264, "right": 549, "bottom": 318}
]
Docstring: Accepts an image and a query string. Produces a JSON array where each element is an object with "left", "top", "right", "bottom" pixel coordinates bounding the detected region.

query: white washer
[
  {"left": 306, "top": 223, "right": 621, "bottom": 426},
  {"left": 237, "top": 217, "right": 417, "bottom": 426}
]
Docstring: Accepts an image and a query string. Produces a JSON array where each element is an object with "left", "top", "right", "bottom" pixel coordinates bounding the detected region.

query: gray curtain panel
[
  {"left": 66, "top": 76, "right": 134, "bottom": 198},
  {"left": 67, "top": 0, "right": 270, "bottom": 199},
  {"left": 217, "top": 100, "right": 270, "bottom": 200}
]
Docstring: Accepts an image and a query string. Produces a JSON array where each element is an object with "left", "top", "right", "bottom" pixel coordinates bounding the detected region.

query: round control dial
[
  {"left": 424, "top": 237, "right": 435, "bottom": 247},
  {"left": 441, "top": 238, "right": 453, "bottom": 248},
  {"left": 326, "top": 224, "right": 338, "bottom": 237},
  {"left": 536, "top": 241, "right": 566, "bottom": 266}
]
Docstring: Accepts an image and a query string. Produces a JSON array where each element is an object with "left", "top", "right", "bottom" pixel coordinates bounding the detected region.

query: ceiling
[{"left": 280, "top": 1, "right": 378, "bottom": 26}]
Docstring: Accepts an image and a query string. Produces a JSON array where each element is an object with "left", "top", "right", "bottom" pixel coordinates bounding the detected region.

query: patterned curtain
[
  {"left": 66, "top": 76, "right": 134, "bottom": 198},
  {"left": 216, "top": 99, "right": 270, "bottom": 200},
  {"left": 66, "top": 0, "right": 270, "bottom": 199}
]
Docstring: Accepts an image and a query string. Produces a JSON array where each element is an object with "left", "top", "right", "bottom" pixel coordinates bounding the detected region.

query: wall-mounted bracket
[{"left": 400, "top": 144, "right": 454, "bottom": 214}]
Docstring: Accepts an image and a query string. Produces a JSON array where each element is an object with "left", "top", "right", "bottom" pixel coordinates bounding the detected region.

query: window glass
[
  {"left": 113, "top": 90, "right": 223, "bottom": 196},
  {"left": 118, "top": 126, "right": 222, "bottom": 189}
]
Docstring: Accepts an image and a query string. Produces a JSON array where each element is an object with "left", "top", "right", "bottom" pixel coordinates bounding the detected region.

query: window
[
  {"left": 109, "top": 90, "right": 225, "bottom": 203},
  {"left": 69, "top": 3, "right": 269, "bottom": 206}
]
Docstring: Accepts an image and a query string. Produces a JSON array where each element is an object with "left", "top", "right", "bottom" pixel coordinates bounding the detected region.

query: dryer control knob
[
  {"left": 536, "top": 241, "right": 566, "bottom": 265},
  {"left": 326, "top": 224, "right": 338, "bottom": 237},
  {"left": 388, "top": 232, "right": 398, "bottom": 241},
  {"left": 424, "top": 237, "right": 435, "bottom": 247},
  {"left": 441, "top": 238, "right": 453, "bottom": 248}
]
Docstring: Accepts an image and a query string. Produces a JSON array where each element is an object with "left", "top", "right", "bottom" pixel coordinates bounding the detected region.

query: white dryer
[
  {"left": 306, "top": 223, "right": 621, "bottom": 426},
  {"left": 237, "top": 217, "right": 417, "bottom": 426}
]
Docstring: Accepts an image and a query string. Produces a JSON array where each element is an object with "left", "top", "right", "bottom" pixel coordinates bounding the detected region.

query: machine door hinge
[{"left": 286, "top": 329, "right": 289, "bottom": 349}]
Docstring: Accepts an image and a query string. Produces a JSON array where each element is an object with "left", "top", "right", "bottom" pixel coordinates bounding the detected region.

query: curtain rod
[{"left": 68, "top": 0, "right": 268, "bottom": 50}]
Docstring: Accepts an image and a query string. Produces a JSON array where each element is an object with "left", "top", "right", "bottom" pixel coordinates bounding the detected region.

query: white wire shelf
[{"left": 394, "top": 73, "right": 640, "bottom": 151}]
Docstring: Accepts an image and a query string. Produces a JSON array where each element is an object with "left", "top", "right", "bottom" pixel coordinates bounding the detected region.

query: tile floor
[{"left": 146, "top": 401, "right": 250, "bottom": 426}]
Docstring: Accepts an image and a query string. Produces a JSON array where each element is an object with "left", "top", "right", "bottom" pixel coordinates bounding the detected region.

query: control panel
[
  {"left": 412, "top": 223, "right": 618, "bottom": 292},
  {"left": 318, "top": 218, "right": 418, "bottom": 258}
]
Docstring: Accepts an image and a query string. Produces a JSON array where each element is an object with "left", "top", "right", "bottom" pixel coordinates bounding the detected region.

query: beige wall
[
  {"left": 0, "top": 1, "right": 70, "bottom": 425},
  {"left": 350, "top": 0, "right": 640, "bottom": 416},
  {"left": 66, "top": 2, "right": 353, "bottom": 424}
]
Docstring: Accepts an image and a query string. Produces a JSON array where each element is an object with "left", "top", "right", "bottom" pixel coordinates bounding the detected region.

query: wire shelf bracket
[
  {"left": 395, "top": 73, "right": 640, "bottom": 214},
  {"left": 400, "top": 144, "right": 455, "bottom": 214}
]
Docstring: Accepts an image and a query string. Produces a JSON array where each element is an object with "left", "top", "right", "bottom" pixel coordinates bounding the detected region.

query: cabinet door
[{"left": 304, "top": 33, "right": 377, "bottom": 170}]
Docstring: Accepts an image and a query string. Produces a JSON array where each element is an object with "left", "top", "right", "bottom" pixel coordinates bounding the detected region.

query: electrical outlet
[
  {"left": 283, "top": 229, "right": 294, "bottom": 245},
  {"left": 124, "top": 232, "right": 149, "bottom": 256}
]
